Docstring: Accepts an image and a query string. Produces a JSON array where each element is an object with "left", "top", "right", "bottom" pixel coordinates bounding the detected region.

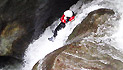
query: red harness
[{"left": 60, "top": 15, "right": 75, "bottom": 23}]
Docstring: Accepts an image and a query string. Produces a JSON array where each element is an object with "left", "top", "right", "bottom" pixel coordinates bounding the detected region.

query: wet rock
[
  {"left": 68, "top": 8, "right": 114, "bottom": 42},
  {"left": 33, "top": 46, "right": 67, "bottom": 70},
  {"left": 52, "top": 42, "right": 123, "bottom": 70},
  {"left": 0, "top": 0, "right": 37, "bottom": 60},
  {"left": 0, "top": 56, "right": 22, "bottom": 69},
  {"left": 0, "top": 22, "right": 25, "bottom": 56}
]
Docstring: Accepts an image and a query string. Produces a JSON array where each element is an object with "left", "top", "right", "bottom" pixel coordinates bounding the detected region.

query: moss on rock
[{"left": 0, "top": 22, "right": 25, "bottom": 56}]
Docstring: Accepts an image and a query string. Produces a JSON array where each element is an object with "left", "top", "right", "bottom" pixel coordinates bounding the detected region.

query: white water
[
  {"left": 22, "top": 0, "right": 123, "bottom": 70},
  {"left": 111, "top": 0, "right": 123, "bottom": 51}
]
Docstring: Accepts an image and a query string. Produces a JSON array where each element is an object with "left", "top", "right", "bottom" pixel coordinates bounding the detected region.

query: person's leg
[{"left": 53, "top": 22, "right": 65, "bottom": 37}]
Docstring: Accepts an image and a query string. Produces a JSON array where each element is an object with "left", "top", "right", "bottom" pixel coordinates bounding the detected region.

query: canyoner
[{"left": 48, "top": 10, "right": 75, "bottom": 42}]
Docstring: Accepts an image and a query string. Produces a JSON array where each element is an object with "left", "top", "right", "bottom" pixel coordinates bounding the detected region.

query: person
[{"left": 48, "top": 10, "right": 75, "bottom": 41}]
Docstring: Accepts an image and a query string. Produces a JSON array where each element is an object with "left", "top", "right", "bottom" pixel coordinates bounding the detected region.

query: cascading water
[
  {"left": 22, "top": 0, "right": 123, "bottom": 70},
  {"left": 111, "top": 0, "right": 123, "bottom": 51}
]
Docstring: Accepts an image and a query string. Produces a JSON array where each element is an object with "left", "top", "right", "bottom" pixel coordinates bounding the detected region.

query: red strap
[
  {"left": 60, "top": 15, "right": 75, "bottom": 23},
  {"left": 60, "top": 15, "right": 66, "bottom": 23},
  {"left": 69, "top": 16, "right": 75, "bottom": 21}
]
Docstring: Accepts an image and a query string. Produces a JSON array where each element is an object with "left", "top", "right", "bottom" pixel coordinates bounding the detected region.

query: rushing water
[{"left": 22, "top": 0, "right": 123, "bottom": 70}]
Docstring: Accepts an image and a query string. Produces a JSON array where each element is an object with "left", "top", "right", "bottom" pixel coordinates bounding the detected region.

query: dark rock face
[
  {"left": 0, "top": 0, "right": 79, "bottom": 68},
  {"left": 0, "top": 56, "right": 22, "bottom": 68},
  {"left": 0, "top": 23, "right": 26, "bottom": 55},
  {"left": 0, "top": 0, "right": 37, "bottom": 59}
]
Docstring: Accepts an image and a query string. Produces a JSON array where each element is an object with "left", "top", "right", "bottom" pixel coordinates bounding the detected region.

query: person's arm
[
  {"left": 69, "top": 16, "right": 75, "bottom": 21},
  {"left": 60, "top": 15, "right": 66, "bottom": 23}
]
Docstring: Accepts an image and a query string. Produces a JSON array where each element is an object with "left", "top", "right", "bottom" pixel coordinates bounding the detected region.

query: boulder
[
  {"left": 33, "top": 46, "right": 67, "bottom": 70},
  {"left": 52, "top": 42, "right": 123, "bottom": 70},
  {"left": 68, "top": 8, "right": 114, "bottom": 42}
]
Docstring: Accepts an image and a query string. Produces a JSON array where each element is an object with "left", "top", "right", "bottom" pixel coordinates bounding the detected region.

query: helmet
[{"left": 64, "top": 10, "right": 73, "bottom": 17}]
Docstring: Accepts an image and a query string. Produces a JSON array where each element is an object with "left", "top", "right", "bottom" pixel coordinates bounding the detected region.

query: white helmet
[{"left": 64, "top": 10, "right": 73, "bottom": 17}]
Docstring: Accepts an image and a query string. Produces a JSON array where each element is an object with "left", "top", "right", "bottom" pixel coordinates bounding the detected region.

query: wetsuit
[{"left": 53, "top": 14, "right": 75, "bottom": 38}]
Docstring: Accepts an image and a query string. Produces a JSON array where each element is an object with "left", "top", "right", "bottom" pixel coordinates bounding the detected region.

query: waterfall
[
  {"left": 22, "top": 0, "right": 123, "bottom": 70},
  {"left": 111, "top": 0, "right": 123, "bottom": 51}
]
